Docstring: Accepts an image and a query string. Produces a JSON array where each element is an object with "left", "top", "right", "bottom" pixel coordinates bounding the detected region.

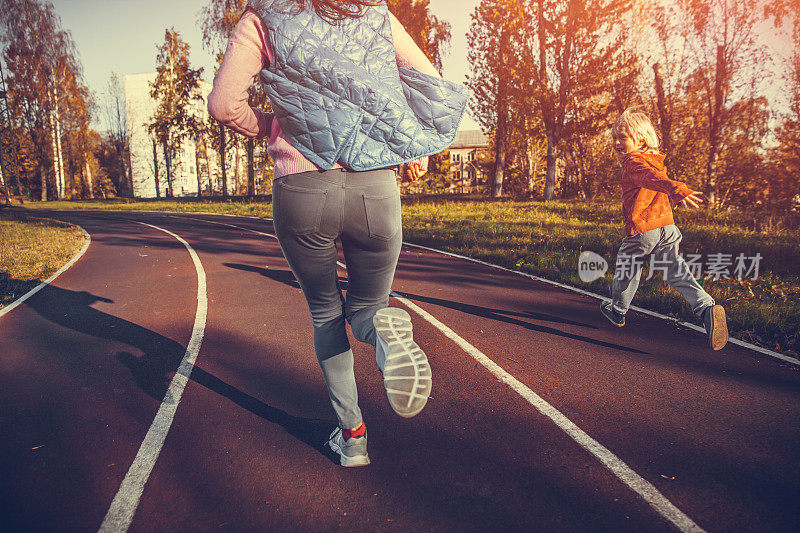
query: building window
[
  {"left": 467, "top": 152, "right": 474, "bottom": 161},
  {"left": 455, "top": 171, "right": 461, "bottom": 180},
  {"left": 452, "top": 153, "right": 461, "bottom": 162}
]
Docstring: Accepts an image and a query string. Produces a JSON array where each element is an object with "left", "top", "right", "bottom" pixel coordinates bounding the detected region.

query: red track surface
[{"left": 1, "top": 210, "right": 798, "bottom": 532}]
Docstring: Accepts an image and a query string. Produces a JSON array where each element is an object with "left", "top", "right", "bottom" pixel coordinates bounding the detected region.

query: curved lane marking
[
  {"left": 170, "top": 213, "right": 705, "bottom": 532},
  {"left": 0, "top": 223, "right": 91, "bottom": 319},
  {"left": 391, "top": 292, "right": 705, "bottom": 533},
  {"left": 99, "top": 222, "right": 208, "bottom": 533}
]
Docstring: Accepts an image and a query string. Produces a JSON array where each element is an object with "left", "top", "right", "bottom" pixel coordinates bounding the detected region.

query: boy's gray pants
[
  {"left": 272, "top": 168, "right": 402, "bottom": 430},
  {"left": 612, "top": 224, "right": 714, "bottom": 316}
]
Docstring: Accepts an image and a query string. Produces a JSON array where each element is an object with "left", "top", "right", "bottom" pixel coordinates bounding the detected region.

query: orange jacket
[{"left": 620, "top": 151, "right": 694, "bottom": 236}]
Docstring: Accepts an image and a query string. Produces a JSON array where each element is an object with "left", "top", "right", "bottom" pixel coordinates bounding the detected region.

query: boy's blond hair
[{"left": 612, "top": 107, "right": 660, "bottom": 152}]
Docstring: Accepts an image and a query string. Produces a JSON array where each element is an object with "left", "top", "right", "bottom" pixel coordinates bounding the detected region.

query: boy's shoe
[
  {"left": 702, "top": 304, "right": 728, "bottom": 351},
  {"left": 600, "top": 301, "right": 626, "bottom": 327},
  {"left": 327, "top": 426, "right": 370, "bottom": 467},
  {"left": 373, "top": 307, "right": 432, "bottom": 418}
]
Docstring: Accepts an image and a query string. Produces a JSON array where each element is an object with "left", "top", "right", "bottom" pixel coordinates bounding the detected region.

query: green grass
[
  {"left": 16, "top": 196, "right": 800, "bottom": 358},
  {"left": 0, "top": 210, "right": 85, "bottom": 308},
  {"left": 23, "top": 197, "right": 274, "bottom": 218},
  {"left": 401, "top": 197, "right": 800, "bottom": 358}
]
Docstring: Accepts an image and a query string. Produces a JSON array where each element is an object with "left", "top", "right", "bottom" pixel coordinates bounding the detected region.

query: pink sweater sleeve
[
  {"left": 389, "top": 12, "right": 440, "bottom": 77},
  {"left": 207, "top": 10, "right": 272, "bottom": 139}
]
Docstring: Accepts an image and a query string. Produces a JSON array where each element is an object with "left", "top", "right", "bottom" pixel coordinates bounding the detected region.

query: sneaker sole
[
  {"left": 328, "top": 439, "right": 370, "bottom": 467},
  {"left": 708, "top": 305, "right": 728, "bottom": 351},
  {"left": 600, "top": 303, "right": 625, "bottom": 327},
  {"left": 374, "top": 308, "right": 432, "bottom": 418}
]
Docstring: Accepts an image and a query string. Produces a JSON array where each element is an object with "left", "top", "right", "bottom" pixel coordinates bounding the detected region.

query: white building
[{"left": 124, "top": 72, "right": 227, "bottom": 198}]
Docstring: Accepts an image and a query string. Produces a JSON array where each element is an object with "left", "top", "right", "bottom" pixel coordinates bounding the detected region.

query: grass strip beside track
[
  {"left": 20, "top": 197, "right": 800, "bottom": 358},
  {"left": 0, "top": 210, "right": 85, "bottom": 309}
]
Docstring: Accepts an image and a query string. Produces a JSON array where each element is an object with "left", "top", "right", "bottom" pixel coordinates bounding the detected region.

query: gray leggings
[
  {"left": 272, "top": 168, "right": 402, "bottom": 429},
  {"left": 611, "top": 224, "right": 715, "bottom": 316}
]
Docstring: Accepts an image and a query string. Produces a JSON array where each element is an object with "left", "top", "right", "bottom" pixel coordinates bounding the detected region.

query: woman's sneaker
[
  {"left": 702, "top": 304, "right": 728, "bottom": 351},
  {"left": 327, "top": 426, "right": 370, "bottom": 467},
  {"left": 373, "top": 308, "right": 432, "bottom": 418},
  {"left": 600, "top": 301, "right": 626, "bottom": 327}
]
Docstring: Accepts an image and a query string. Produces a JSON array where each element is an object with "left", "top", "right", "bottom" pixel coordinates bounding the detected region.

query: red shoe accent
[{"left": 342, "top": 422, "right": 365, "bottom": 440}]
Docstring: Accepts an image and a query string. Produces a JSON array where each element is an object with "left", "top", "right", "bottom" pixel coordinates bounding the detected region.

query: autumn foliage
[{"left": 467, "top": 0, "right": 799, "bottom": 211}]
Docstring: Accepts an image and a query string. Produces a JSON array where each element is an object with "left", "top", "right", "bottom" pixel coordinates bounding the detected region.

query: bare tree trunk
[
  {"left": 48, "top": 107, "right": 61, "bottom": 199},
  {"left": 491, "top": 126, "right": 505, "bottom": 198},
  {"left": 152, "top": 138, "right": 161, "bottom": 198},
  {"left": 0, "top": 155, "right": 8, "bottom": 204},
  {"left": 543, "top": 131, "right": 558, "bottom": 200},
  {"left": 55, "top": 116, "right": 65, "bottom": 198},
  {"left": 125, "top": 142, "right": 133, "bottom": 197},
  {"left": 162, "top": 139, "right": 173, "bottom": 198},
  {"left": 84, "top": 159, "right": 94, "bottom": 199},
  {"left": 32, "top": 129, "right": 47, "bottom": 201},
  {"left": 705, "top": 45, "right": 727, "bottom": 207},
  {"left": 202, "top": 132, "right": 212, "bottom": 195},
  {"left": 234, "top": 139, "right": 241, "bottom": 195},
  {"left": 247, "top": 137, "right": 255, "bottom": 196},
  {"left": 652, "top": 63, "right": 672, "bottom": 169},
  {"left": 525, "top": 124, "right": 538, "bottom": 197},
  {"left": 219, "top": 124, "right": 227, "bottom": 197},
  {"left": 195, "top": 139, "right": 203, "bottom": 198}
]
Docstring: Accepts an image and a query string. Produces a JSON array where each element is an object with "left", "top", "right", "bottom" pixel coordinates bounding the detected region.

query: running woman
[{"left": 208, "top": 0, "right": 468, "bottom": 466}]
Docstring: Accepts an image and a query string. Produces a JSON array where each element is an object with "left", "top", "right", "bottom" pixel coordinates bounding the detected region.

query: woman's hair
[
  {"left": 612, "top": 107, "right": 660, "bottom": 152},
  {"left": 293, "top": 0, "right": 380, "bottom": 21}
]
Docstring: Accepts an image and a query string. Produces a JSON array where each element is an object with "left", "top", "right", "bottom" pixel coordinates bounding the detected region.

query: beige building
[{"left": 449, "top": 129, "right": 489, "bottom": 193}]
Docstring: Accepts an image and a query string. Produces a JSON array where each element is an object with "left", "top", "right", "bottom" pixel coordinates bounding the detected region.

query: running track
[{"left": 1, "top": 210, "right": 798, "bottom": 532}]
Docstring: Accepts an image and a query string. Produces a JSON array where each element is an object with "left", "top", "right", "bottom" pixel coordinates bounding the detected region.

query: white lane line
[
  {"left": 164, "top": 214, "right": 277, "bottom": 239},
  {"left": 402, "top": 242, "right": 798, "bottom": 367},
  {"left": 0, "top": 223, "right": 91, "bottom": 319},
  {"left": 390, "top": 292, "right": 705, "bottom": 533},
  {"left": 167, "top": 213, "right": 703, "bottom": 531},
  {"left": 98, "top": 222, "right": 208, "bottom": 533}
]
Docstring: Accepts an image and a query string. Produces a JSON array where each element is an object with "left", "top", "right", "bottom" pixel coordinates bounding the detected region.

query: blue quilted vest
[{"left": 248, "top": 0, "right": 469, "bottom": 171}]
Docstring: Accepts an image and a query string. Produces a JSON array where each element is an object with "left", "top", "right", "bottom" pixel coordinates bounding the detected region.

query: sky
[
  {"left": 48, "top": 1, "right": 796, "bottom": 132},
  {"left": 51, "top": 0, "right": 482, "bottom": 131}
]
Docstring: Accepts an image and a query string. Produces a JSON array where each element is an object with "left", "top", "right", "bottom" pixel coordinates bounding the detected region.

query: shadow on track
[
  {"left": 393, "top": 290, "right": 649, "bottom": 355},
  {"left": 224, "top": 262, "right": 350, "bottom": 291},
  {"left": 222, "top": 262, "right": 645, "bottom": 354},
  {"left": 21, "top": 283, "right": 339, "bottom": 464}
]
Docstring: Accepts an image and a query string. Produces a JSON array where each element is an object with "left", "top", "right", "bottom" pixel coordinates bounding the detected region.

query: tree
[
  {"left": 387, "top": 0, "right": 451, "bottom": 73},
  {"left": 200, "top": 0, "right": 272, "bottom": 196},
  {"left": 1, "top": 0, "right": 89, "bottom": 201},
  {"left": 679, "top": 0, "right": 765, "bottom": 206},
  {"left": 764, "top": 0, "right": 800, "bottom": 212},
  {"left": 102, "top": 72, "right": 131, "bottom": 196},
  {"left": 467, "top": 0, "right": 519, "bottom": 197},
  {"left": 149, "top": 28, "right": 204, "bottom": 198},
  {"left": 515, "top": 0, "right": 635, "bottom": 200}
]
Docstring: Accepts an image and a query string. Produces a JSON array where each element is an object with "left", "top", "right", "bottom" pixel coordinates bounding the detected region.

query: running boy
[{"left": 600, "top": 108, "right": 728, "bottom": 351}]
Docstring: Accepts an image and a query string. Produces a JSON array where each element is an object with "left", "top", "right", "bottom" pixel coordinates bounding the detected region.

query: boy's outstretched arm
[
  {"left": 676, "top": 191, "right": 704, "bottom": 208},
  {"left": 624, "top": 157, "right": 697, "bottom": 206}
]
